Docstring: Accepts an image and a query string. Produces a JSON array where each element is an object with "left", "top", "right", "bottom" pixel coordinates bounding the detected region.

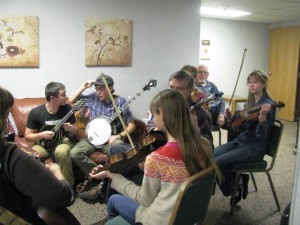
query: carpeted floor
[{"left": 69, "top": 119, "right": 298, "bottom": 225}]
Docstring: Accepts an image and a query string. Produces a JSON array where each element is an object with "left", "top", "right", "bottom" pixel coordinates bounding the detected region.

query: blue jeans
[
  {"left": 213, "top": 141, "right": 263, "bottom": 196},
  {"left": 107, "top": 194, "right": 139, "bottom": 225}
]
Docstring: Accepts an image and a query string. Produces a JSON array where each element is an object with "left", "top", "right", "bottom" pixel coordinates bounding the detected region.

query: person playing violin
[
  {"left": 0, "top": 86, "right": 75, "bottom": 224},
  {"left": 213, "top": 69, "right": 276, "bottom": 205},
  {"left": 89, "top": 89, "right": 220, "bottom": 225},
  {"left": 169, "top": 70, "right": 213, "bottom": 145},
  {"left": 196, "top": 64, "right": 226, "bottom": 127},
  {"left": 79, "top": 70, "right": 214, "bottom": 205}
]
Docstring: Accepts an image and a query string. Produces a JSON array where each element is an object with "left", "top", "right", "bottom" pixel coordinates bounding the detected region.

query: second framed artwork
[{"left": 85, "top": 18, "right": 132, "bottom": 66}]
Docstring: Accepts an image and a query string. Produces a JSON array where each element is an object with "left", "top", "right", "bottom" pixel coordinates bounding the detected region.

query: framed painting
[
  {"left": 0, "top": 15, "right": 39, "bottom": 67},
  {"left": 85, "top": 18, "right": 131, "bottom": 66}
]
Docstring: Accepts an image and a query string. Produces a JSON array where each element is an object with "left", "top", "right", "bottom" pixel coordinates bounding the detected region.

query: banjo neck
[{"left": 108, "top": 89, "right": 146, "bottom": 123}]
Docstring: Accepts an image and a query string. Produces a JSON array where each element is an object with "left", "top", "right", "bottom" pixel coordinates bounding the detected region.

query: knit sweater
[{"left": 111, "top": 142, "right": 189, "bottom": 225}]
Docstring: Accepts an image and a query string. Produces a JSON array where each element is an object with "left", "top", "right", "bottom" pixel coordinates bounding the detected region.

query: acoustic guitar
[{"left": 39, "top": 100, "right": 85, "bottom": 152}]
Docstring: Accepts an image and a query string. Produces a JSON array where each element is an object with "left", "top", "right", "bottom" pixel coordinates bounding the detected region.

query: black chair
[
  {"left": 228, "top": 119, "right": 283, "bottom": 215},
  {"left": 105, "top": 166, "right": 216, "bottom": 225}
]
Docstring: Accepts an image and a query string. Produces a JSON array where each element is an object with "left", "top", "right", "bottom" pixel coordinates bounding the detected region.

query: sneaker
[{"left": 78, "top": 186, "right": 106, "bottom": 204}]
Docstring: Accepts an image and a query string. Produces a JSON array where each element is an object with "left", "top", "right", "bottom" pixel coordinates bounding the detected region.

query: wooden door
[{"left": 268, "top": 27, "right": 300, "bottom": 121}]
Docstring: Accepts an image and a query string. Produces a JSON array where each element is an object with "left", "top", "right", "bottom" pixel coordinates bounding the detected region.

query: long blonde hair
[
  {"left": 246, "top": 70, "right": 272, "bottom": 108},
  {"left": 150, "top": 89, "right": 220, "bottom": 177}
]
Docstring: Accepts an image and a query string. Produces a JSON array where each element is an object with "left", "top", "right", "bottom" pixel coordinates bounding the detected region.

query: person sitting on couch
[{"left": 25, "top": 82, "right": 78, "bottom": 187}]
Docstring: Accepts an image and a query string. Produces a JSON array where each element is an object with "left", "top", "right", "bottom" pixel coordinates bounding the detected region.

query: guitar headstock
[
  {"left": 72, "top": 99, "right": 85, "bottom": 112},
  {"left": 143, "top": 79, "right": 157, "bottom": 91}
]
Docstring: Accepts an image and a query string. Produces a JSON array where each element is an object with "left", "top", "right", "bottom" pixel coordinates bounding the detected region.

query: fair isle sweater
[{"left": 110, "top": 142, "right": 189, "bottom": 225}]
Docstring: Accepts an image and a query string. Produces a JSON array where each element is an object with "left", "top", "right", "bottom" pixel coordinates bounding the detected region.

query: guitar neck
[{"left": 53, "top": 110, "right": 74, "bottom": 132}]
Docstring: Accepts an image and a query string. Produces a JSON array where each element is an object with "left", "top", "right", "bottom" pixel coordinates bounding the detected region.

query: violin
[
  {"left": 230, "top": 101, "right": 285, "bottom": 129},
  {"left": 76, "top": 131, "right": 167, "bottom": 193},
  {"left": 95, "top": 131, "right": 167, "bottom": 174},
  {"left": 190, "top": 91, "right": 224, "bottom": 112}
]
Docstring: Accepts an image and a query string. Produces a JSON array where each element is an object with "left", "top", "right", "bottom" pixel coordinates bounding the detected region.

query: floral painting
[
  {"left": 85, "top": 18, "right": 131, "bottom": 66},
  {"left": 0, "top": 16, "right": 39, "bottom": 67}
]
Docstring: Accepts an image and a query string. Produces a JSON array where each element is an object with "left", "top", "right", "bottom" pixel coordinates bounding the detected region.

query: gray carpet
[{"left": 69, "top": 120, "right": 297, "bottom": 225}]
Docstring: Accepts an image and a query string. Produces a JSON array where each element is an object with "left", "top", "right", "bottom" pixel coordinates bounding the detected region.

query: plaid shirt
[{"left": 80, "top": 92, "right": 134, "bottom": 134}]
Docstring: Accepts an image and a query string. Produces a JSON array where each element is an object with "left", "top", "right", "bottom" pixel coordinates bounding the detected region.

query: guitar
[
  {"left": 86, "top": 79, "right": 157, "bottom": 147},
  {"left": 39, "top": 100, "right": 85, "bottom": 151}
]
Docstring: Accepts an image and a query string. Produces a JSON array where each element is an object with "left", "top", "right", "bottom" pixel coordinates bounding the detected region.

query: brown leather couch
[{"left": 7, "top": 97, "right": 148, "bottom": 165}]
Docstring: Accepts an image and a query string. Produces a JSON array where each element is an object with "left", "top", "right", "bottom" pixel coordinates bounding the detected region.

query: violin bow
[
  {"left": 101, "top": 73, "right": 135, "bottom": 148},
  {"left": 228, "top": 48, "right": 247, "bottom": 107}
]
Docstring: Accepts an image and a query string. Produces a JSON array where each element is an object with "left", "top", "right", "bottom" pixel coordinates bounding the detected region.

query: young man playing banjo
[
  {"left": 68, "top": 74, "right": 136, "bottom": 202},
  {"left": 25, "top": 82, "right": 79, "bottom": 187}
]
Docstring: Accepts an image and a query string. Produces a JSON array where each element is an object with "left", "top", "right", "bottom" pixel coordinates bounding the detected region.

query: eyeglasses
[{"left": 197, "top": 71, "right": 208, "bottom": 75}]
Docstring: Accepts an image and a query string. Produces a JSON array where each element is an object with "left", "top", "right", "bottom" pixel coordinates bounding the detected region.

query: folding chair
[
  {"left": 105, "top": 166, "right": 216, "bottom": 225},
  {"left": 228, "top": 119, "right": 283, "bottom": 215}
]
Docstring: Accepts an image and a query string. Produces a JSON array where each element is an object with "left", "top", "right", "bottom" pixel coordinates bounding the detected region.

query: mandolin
[{"left": 39, "top": 99, "right": 85, "bottom": 152}]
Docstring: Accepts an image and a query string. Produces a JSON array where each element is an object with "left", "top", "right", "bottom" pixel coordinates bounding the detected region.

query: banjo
[{"left": 86, "top": 79, "right": 157, "bottom": 147}]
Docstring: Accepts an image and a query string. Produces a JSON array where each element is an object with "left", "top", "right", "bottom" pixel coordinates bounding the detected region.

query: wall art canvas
[
  {"left": 85, "top": 18, "right": 131, "bottom": 66},
  {"left": 0, "top": 15, "right": 39, "bottom": 67}
]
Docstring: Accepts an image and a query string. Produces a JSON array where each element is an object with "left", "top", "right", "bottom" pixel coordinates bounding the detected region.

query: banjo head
[{"left": 86, "top": 118, "right": 112, "bottom": 146}]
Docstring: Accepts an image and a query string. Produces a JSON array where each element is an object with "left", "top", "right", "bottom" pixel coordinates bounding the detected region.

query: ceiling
[{"left": 201, "top": 0, "right": 300, "bottom": 24}]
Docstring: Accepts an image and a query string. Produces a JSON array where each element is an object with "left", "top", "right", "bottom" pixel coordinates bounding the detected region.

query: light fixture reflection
[{"left": 200, "top": 7, "right": 251, "bottom": 17}]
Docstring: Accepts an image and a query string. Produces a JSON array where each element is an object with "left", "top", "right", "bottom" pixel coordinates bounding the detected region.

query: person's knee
[{"left": 55, "top": 146, "right": 70, "bottom": 159}]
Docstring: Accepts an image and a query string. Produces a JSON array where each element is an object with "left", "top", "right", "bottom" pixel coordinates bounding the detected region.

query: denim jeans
[
  {"left": 107, "top": 194, "right": 139, "bottom": 225},
  {"left": 213, "top": 141, "right": 263, "bottom": 196}
]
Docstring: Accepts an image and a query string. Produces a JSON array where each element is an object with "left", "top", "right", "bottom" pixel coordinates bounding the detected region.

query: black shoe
[
  {"left": 241, "top": 174, "right": 249, "bottom": 199},
  {"left": 78, "top": 186, "right": 106, "bottom": 204},
  {"left": 230, "top": 186, "right": 242, "bottom": 206}
]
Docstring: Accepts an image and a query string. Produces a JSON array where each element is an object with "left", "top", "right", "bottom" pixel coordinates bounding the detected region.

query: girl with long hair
[
  {"left": 214, "top": 70, "right": 276, "bottom": 204},
  {"left": 89, "top": 89, "right": 219, "bottom": 225}
]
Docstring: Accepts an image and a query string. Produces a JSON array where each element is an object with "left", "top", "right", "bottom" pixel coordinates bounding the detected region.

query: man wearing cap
[{"left": 69, "top": 74, "right": 136, "bottom": 202}]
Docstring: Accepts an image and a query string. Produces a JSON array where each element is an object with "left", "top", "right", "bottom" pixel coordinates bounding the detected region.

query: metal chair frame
[{"left": 228, "top": 120, "right": 283, "bottom": 215}]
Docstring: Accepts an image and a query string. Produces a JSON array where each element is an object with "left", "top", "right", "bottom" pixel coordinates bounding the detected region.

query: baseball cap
[{"left": 95, "top": 74, "right": 114, "bottom": 86}]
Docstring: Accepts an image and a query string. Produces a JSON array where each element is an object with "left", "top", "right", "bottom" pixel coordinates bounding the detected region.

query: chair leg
[
  {"left": 266, "top": 171, "right": 281, "bottom": 211},
  {"left": 250, "top": 172, "right": 258, "bottom": 191},
  {"left": 230, "top": 172, "right": 242, "bottom": 215}
]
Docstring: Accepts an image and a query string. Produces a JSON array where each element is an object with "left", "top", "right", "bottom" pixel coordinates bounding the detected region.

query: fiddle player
[
  {"left": 79, "top": 70, "right": 214, "bottom": 205},
  {"left": 68, "top": 74, "right": 135, "bottom": 203},
  {"left": 213, "top": 70, "right": 275, "bottom": 205},
  {"left": 196, "top": 64, "right": 226, "bottom": 127},
  {"left": 89, "top": 89, "right": 220, "bottom": 225},
  {"left": 0, "top": 86, "right": 74, "bottom": 224}
]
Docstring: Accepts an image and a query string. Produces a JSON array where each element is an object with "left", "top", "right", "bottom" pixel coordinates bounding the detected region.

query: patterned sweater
[{"left": 110, "top": 142, "right": 189, "bottom": 225}]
